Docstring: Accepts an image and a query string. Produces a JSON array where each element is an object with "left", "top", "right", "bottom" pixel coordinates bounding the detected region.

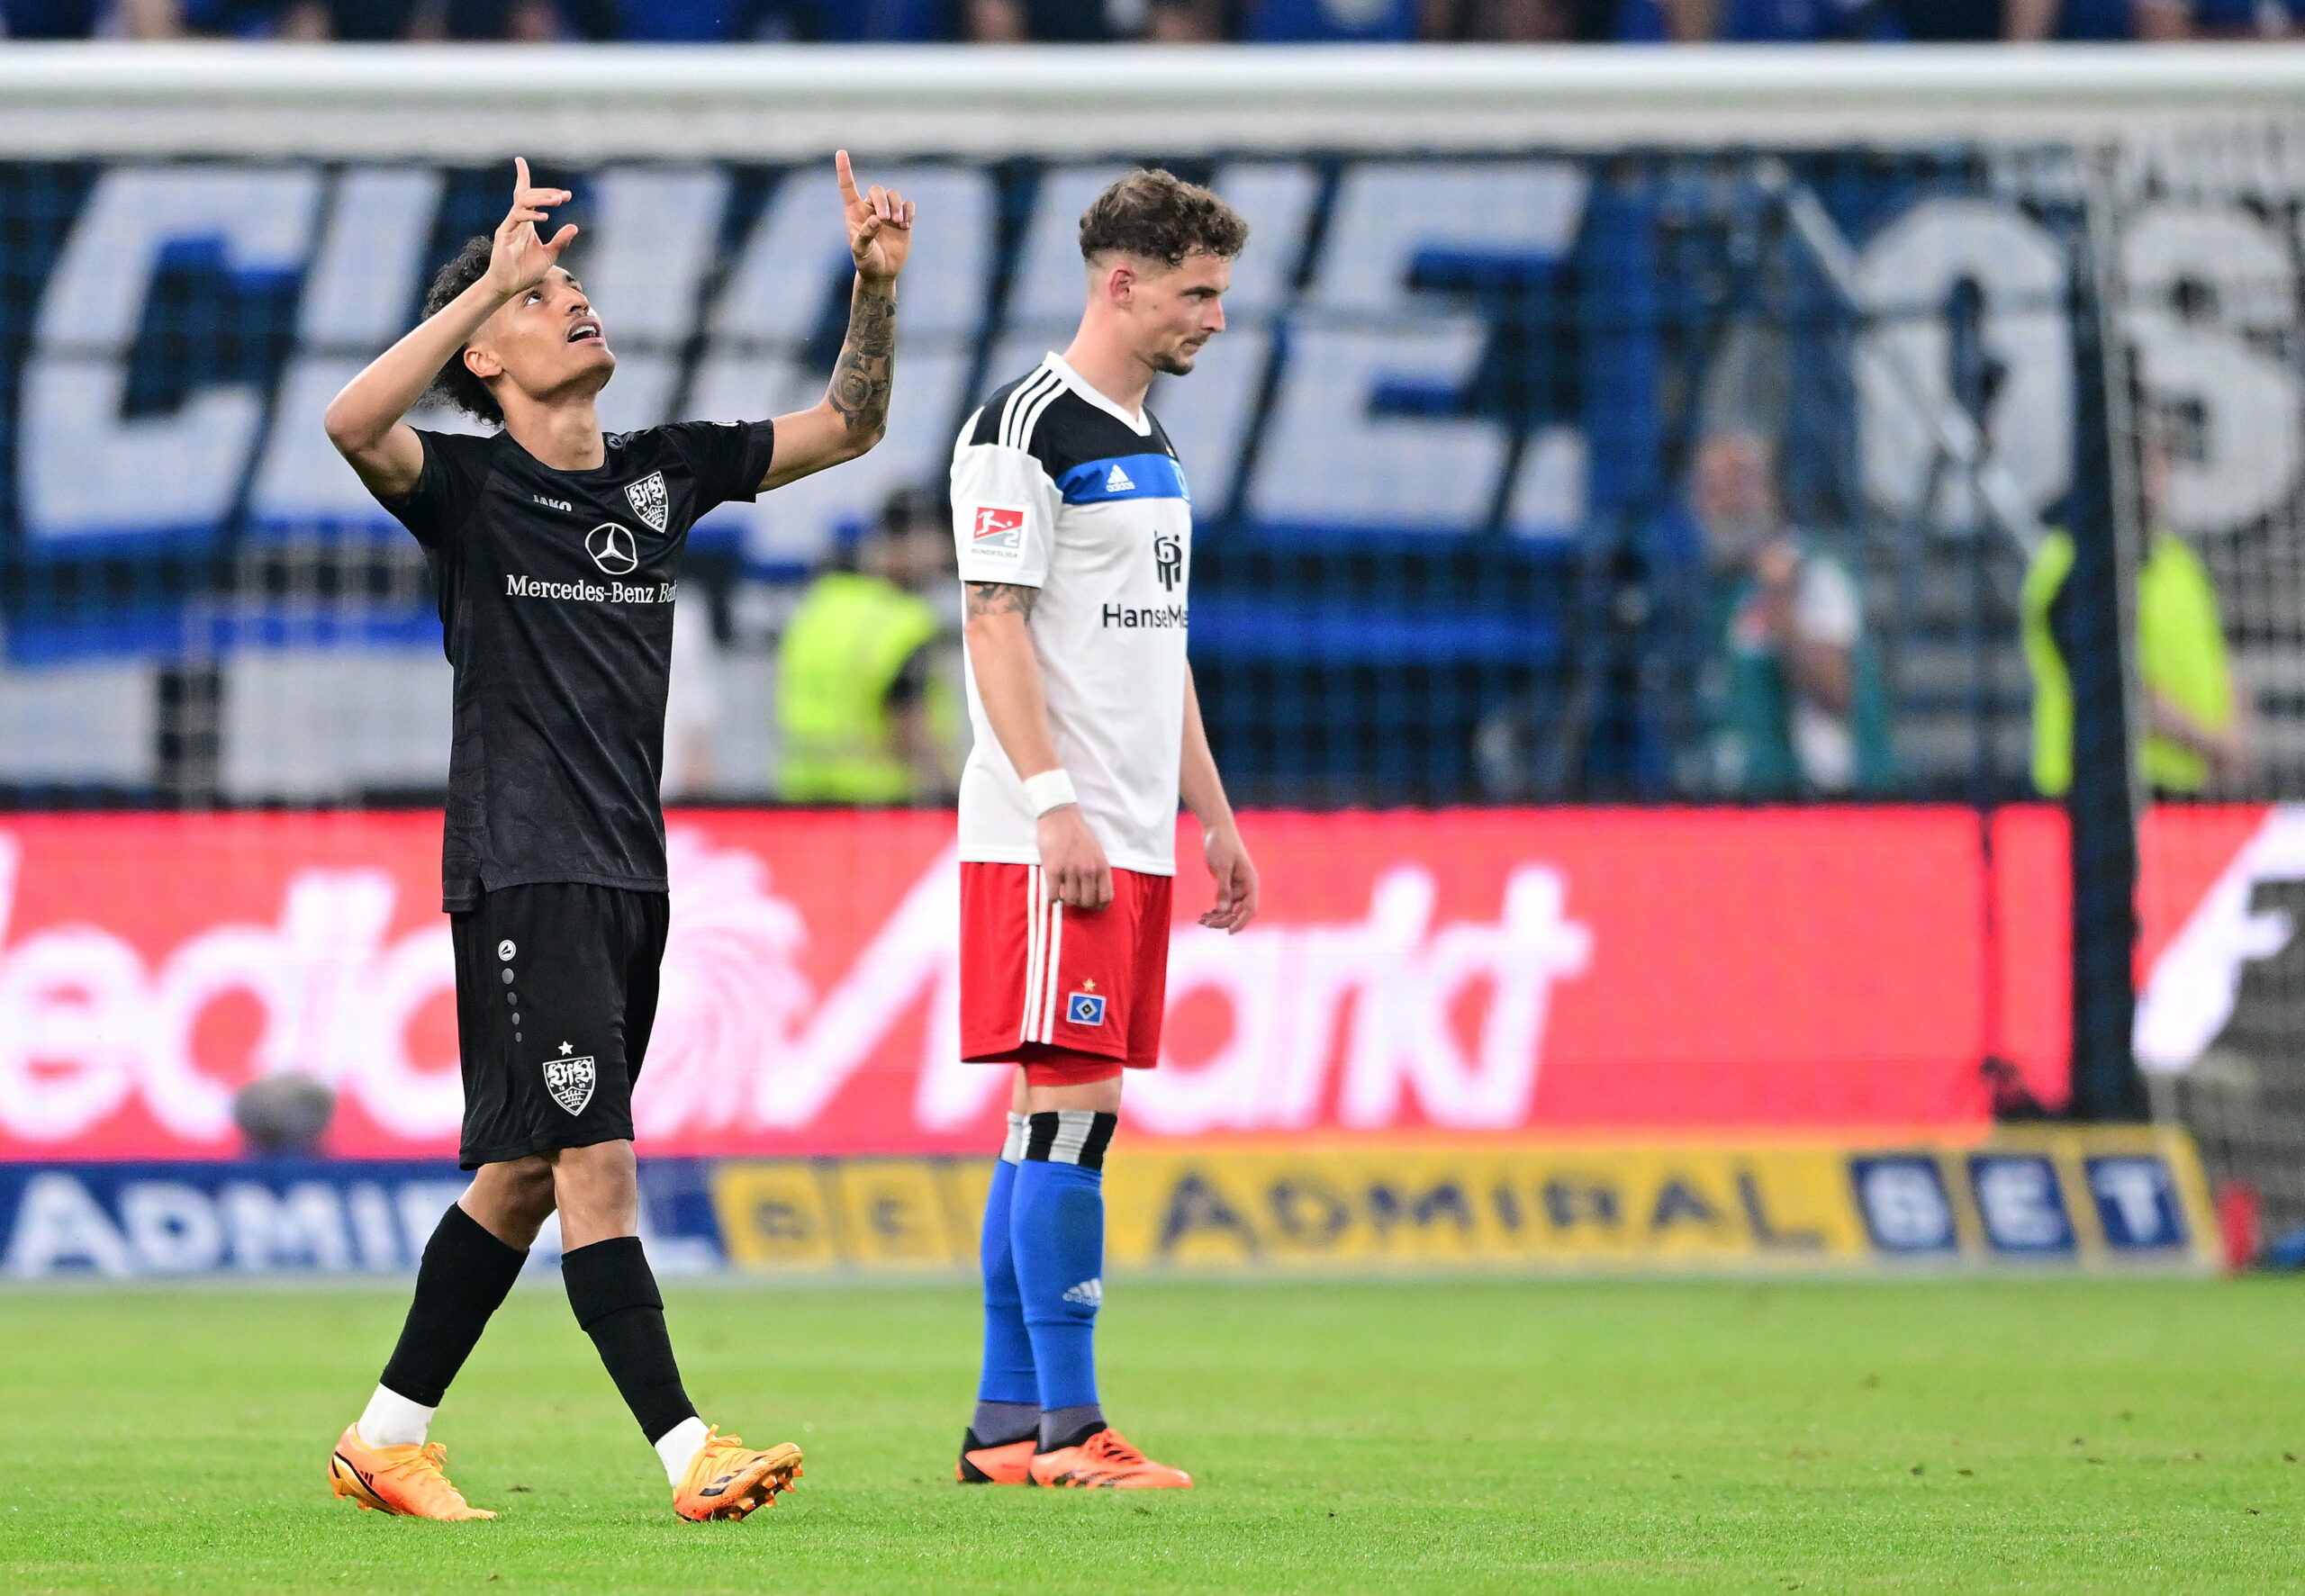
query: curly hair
[
  {"left": 420, "top": 234, "right": 502, "bottom": 426},
  {"left": 1078, "top": 169, "right": 1248, "bottom": 268}
]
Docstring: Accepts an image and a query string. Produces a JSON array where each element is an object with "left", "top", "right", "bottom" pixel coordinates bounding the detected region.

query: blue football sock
[
  {"left": 974, "top": 1114, "right": 1037, "bottom": 1429},
  {"left": 1011, "top": 1109, "right": 1117, "bottom": 1437}
]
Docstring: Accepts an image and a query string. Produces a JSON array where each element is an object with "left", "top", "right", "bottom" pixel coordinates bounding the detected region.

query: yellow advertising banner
[{"left": 704, "top": 1127, "right": 2218, "bottom": 1276}]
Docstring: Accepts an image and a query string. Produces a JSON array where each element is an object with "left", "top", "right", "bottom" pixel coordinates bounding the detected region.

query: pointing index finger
[
  {"left": 513, "top": 156, "right": 529, "bottom": 195},
  {"left": 835, "top": 149, "right": 862, "bottom": 209}
]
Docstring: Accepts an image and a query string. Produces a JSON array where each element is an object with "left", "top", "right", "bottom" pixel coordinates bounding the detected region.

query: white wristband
[{"left": 1022, "top": 769, "right": 1077, "bottom": 816}]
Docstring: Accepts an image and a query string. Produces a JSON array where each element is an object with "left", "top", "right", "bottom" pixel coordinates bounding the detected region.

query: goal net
[{"left": 0, "top": 47, "right": 2295, "bottom": 1192}]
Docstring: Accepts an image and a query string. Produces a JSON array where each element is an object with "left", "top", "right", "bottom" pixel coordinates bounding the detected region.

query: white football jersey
[{"left": 949, "top": 353, "right": 1191, "bottom": 876}]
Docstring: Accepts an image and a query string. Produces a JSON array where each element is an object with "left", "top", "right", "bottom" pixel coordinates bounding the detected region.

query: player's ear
[
  {"left": 1102, "top": 259, "right": 1136, "bottom": 309},
  {"left": 464, "top": 344, "right": 502, "bottom": 382}
]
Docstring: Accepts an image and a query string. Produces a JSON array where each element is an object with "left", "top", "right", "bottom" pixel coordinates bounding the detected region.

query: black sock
[
  {"left": 378, "top": 1204, "right": 529, "bottom": 1407},
  {"left": 561, "top": 1236, "right": 698, "bottom": 1444}
]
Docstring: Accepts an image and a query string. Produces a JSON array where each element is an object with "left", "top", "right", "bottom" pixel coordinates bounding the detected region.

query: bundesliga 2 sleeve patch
[{"left": 970, "top": 504, "right": 1026, "bottom": 557}]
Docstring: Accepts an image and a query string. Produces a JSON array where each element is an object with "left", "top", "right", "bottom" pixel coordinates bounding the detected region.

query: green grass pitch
[{"left": 2, "top": 1276, "right": 2300, "bottom": 1593}]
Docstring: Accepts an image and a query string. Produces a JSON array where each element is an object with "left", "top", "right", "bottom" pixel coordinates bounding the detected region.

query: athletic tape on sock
[
  {"left": 1023, "top": 1109, "right": 1116, "bottom": 1169},
  {"left": 999, "top": 1111, "right": 1028, "bottom": 1164}
]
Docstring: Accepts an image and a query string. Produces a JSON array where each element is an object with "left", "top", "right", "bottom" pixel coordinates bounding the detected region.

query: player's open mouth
[{"left": 565, "top": 320, "right": 603, "bottom": 345}]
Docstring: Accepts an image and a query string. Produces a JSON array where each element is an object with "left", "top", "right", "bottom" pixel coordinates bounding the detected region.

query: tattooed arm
[
  {"left": 759, "top": 150, "right": 912, "bottom": 490},
  {"left": 963, "top": 580, "right": 1112, "bottom": 911}
]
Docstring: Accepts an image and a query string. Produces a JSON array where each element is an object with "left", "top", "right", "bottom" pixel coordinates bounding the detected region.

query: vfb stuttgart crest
[
  {"left": 625, "top": 470, "right": 669, "bottom": 535},
  {"left": 544, "top": 1054, "right": 597, "bottom": 1116}
]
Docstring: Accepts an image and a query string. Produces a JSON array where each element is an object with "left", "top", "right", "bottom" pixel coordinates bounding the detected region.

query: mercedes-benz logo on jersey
[
  {"left": 625, "top": 471, "right": 668, "bottom": 535},
  {"left": 586, "top": 522, "right": 639, "bottom": 575},
  {"left": 1153, "top": 531, "right": 1184, "bottom": 592}
]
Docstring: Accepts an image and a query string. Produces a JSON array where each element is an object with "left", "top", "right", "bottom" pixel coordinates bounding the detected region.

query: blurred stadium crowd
[{"left": 4, "top": 0, "right": 2301, "bottom": 45}]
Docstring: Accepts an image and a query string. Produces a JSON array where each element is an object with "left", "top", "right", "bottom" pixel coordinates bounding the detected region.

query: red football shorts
[{"left": 960, "top": 862, "right": 1172, "bottom": 1071}]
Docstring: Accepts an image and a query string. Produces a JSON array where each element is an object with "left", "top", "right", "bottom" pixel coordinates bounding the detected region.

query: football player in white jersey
[{"left": 947, "top": 170, "right": 1259, "bottom": 1490}]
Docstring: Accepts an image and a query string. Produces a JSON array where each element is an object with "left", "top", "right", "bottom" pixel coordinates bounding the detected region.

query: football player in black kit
[{"left": 321, "top": 154, "right": 912, "bottom": 1521}]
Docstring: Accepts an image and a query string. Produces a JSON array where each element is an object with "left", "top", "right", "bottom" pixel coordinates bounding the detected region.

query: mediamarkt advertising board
[{"left": 0, "top": 806, "right": 2286, "bottom": 1161}]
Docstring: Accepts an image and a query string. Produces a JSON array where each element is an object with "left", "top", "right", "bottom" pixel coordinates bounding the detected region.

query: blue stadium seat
[
  {"left": 0, "top": 0, "right": 101, "bottom": 37},
  {"left": 1717, "top": 0, "right": 1904, "bottom": 41},
  {"left": 602, "top": 0, "right": 740, "bottom": 40},
  {"left": 2190, "top": 0, "right": 2295, "bottom": 30},
  {"left": 2052, "top": 0, "right": 2133, "bottom": 38},
  {"left": 1882, "top": 0, "right": 1995, "bottom": 37},
  {"left": 1244, "top": 0, "right": 1419, "bottom": 41},
  {"left": 1613, "top": 0, "right": 1672, "bottom": 39},
  {"left": 182, "top": 0, "right": 429, "bottom": 37}
]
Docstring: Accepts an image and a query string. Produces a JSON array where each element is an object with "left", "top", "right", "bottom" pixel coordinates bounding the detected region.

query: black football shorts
[{"left": 450, "top": 882, "right": 670, "bottom": 1170}]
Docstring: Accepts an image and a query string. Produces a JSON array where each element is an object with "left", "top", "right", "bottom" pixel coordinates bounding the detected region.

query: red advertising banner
[
  {"left": 1996, "top": 802, "right": 2303, "bottom": 1093},
  {"left": 0, "top": 804, "right": 2275, "bottom": 1160}
]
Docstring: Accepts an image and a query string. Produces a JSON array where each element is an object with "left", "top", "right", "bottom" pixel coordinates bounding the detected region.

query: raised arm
[
  {"left": 760, "top": 151, "right": 914, "bottom": 491},
  {"left": 323, "top": 158, "right": 575, "bottom": 500},
  {"left": 1180, "top": 662, "right": 1257, "bottom": 933},
  {"left": 963, "top": 581, "right": 1112, "bottom": 911}
]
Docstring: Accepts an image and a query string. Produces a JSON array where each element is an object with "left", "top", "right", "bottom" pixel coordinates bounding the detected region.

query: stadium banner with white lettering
[
  {"left": 5, "top": 138, "right": 2281, "bottom": 596},
  {"left": 0, "top": 1128, "right": 2215, "bottom": 1280},
  {"left": 4, "top": 122, "right": 2300, "bottom": 815},
  {"left": 0, "top": 1157, "right": 723, "bottom": 1280},
  {"left": 0, "top": 805, "right": 2287, "bottom": 1163},
  {"left": 0, "top": 138, "right": 2282, "bottom": 659}
]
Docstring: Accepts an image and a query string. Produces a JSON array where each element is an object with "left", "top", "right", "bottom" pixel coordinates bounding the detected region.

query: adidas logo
[
  {"left": 1104, "top": 464, "right": 1134, "bottom": 493},
  {"left": 1062, "top": 1277, "right": 1103, "bottom": 1308}
]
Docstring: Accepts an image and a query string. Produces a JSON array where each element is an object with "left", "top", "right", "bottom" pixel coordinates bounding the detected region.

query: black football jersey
[{"left": 379, "top": 420, "right": 774, "bottom": 910}]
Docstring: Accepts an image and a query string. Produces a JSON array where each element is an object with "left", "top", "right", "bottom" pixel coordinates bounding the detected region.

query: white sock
[
  {"left": 655, "top": 1416, "right": 711, "bottom": 1486},
  {"left": 356, "top": 1384, "right": 436, "bottom": 1450}
]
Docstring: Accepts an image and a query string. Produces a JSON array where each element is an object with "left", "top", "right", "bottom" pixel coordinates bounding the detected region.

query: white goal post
[{"left": 1, "top": 41, "right": 2303, "bottom": 161}]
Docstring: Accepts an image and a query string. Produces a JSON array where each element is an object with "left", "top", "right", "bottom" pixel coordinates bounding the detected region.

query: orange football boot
[
  {"left": 328, "top": 1424, "right": 495, "bottom": 1519},
  {"left": 1026, "top": 1428, "right": 1192, "bottom": 1489},
  {"left": 955, "top": 1428, "right": 1035, "bottom": 1484},
  {"left": 673, "top": 1427, "right": 804, "bottom": 1521}
]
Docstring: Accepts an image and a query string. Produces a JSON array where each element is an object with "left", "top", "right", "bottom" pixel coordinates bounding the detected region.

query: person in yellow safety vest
[
  {"left": 2022, "top": 419, "right": 2252, "bottom": 798},
  {"left": 778, "top": 485, "right": 962, "bottom": 804}
]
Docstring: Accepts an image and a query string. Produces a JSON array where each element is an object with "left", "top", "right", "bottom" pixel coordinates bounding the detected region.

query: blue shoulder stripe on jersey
[{"left": 1054, "top": 453, "right": 1189, "bottom": 506}]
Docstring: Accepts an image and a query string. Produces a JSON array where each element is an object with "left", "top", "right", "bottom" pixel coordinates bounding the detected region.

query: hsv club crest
[
  {"left": 544, "top": 1054, "right": 597, "bottom": 1116},
  {"left": 625, "top": 471, "right": 669, "bottom": 536}
]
